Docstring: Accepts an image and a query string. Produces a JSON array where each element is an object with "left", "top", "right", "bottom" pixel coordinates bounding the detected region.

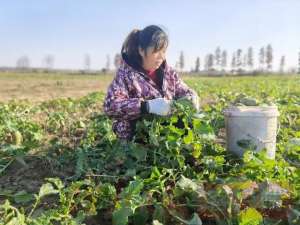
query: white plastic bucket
[{"left": 224, "top": 106, "right": 280, "bottom": 159}]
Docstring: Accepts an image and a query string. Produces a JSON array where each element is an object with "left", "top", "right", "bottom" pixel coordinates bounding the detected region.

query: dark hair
[{"left": 121, "top": 25, "right": 169, "bottom": 70}]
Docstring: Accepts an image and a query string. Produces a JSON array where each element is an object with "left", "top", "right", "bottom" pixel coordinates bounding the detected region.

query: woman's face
[{"left": 139, "top": 46, "right": 167, "bottom": 71}]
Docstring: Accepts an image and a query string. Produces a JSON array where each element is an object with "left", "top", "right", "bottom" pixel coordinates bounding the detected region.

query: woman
[{"left": 104, "top": 25, "right": 199, "bottom": 141}]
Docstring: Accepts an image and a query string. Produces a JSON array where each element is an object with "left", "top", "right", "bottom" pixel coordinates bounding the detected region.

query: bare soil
[{"left": 0, "top": 72, "right": 113, "bottom": 102}]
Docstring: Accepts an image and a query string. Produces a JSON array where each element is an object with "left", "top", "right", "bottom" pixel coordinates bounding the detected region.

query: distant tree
[
  {"left": 16, "top": 55, "right": 30, "bottom": 70},
  {"left": 195, "top": 57, "right": 200, "bottom": 72},
  {"left": 179, "top": 51, "right": 185, "bottom": 72},
  {"left": 265, "top": 44, "right": 273, "bottom": 72},
  {"left": 205, "top": 54, "right": 214, "bottom": 71},
  {"left": 279, "top": 56, "right": 285, "bottom": 74},
  {"left": 236, "top": 49, "right": 243, "bottom": 70},
  {"left": 215, "top": 47, "right": 221, "bottom": 70},
  {"left": 231, "top": 53, "right": 236, "bottom": 71},
  {"left": 221, "top": 50, "right": 227, "bottom": 70},
  {"left": 84, "top": 54, "right": 91, "bottom": 72},
  {"left": 114, "top": 53, "right": 122, "bottom": 70},
  {"left": 247, "top": 47, "right": 254, "bottom": 70},
  {"left": 43, "top": 54, "right": 54, "bottom": 71},
  {"left": 259, "top": 47, "right": 265, "bottom": 71},
  {"left": 106, "top": 54, "right": 110, "bottom": 71},
  {"left": 242, "top": 54, "right": 247, "bottom": 69},
  {"left": 204, "top": 55, "right": 208, "bottom": 71}
]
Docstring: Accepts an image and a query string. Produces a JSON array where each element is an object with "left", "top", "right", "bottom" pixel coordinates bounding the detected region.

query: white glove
[
  {"left": 192, "top": 95, "right": 200, "bottom": 112},
  {"left": 147, "top": 98, "right": 172, "bottom": 116},
  {"left": 183, "top": 95, "right": 200, "bottom": 112}
]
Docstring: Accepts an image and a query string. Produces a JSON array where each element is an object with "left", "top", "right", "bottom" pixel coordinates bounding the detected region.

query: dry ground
[{"left": 0, "top": 72, "right": 114, "bottom": 102}]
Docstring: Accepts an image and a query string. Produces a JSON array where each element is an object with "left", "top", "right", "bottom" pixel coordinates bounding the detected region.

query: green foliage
[
  {"left": 0, "top": 177, "right": 117, "bottom": 225},
  {"left": 0, "top": 76, "right": 300, "bottom": 224},
  {"left": 238, "top": 208, "right": 263, "bottom": 225}
]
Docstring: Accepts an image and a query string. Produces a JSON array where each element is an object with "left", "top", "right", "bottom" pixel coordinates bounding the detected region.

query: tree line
[
  {"left": 12, "top": 45, "right": 300, "bottom": 74},
  {"left": 176, "top": 45, "right": 300, "bottom": 74}
]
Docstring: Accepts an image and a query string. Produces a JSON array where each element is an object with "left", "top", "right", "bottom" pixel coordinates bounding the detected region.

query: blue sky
[{"left": 0, "top": 0, "right": 299, "bottom": 71}]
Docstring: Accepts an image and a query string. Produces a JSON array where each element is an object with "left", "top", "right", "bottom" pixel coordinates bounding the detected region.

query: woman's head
[{"left": 121, "top": 25, "right": 169, "bottom": 71}]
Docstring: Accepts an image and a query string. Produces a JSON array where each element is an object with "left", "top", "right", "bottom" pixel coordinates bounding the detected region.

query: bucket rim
[{"left": 223, "top": 105, "right": 280, "bottom": 117}]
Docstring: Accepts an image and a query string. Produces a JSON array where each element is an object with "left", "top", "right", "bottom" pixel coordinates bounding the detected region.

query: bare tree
[
  {"left": 215, "top": 47, "right": 221, "bottom": 70},
  {"left": 204, "top": 55, "right": 209, "bottom": 71},
  {"left": 179, "top": 51, "right": 185, "bottom": 72},
  {"left": 265, "top": 44, "right": 273, "bottom": 72},
  {"left": 114, "top": 53, "right": 122, "bottom": 70},
  {"left": 16, "top": 55, "right": 30, "bottom": 70},
  {"left": 84, "top": 54, "right": 91, "bottom": 72},
  {"left": 231, "top": 53, "right": 236, "bottom": 72},
  {"left": 106, "top": 54, "right": 110, "bottom": 71},
  {"left": 259, "top": 47, "right": 265, "bottom": 71},
  {"left": 221, "top": 50, "right": 227, "bottom": 71},
  {"left": 247, "top": 47, "right": 254, "bottom": 70},
  {"left": 195, "top": 57, "right": 200, "bottom": 73},
  {"left": 205, "top": 53, "right": 214, "bottom": 71},
  {"left": 43, "top": 54, "right": 54, "bottom": 71},
  {"left": 279, "top": 56, "right": 285, "bottom": 74},
  {"left": 242, "top": 54, "right": 247, "bottom": 69},
  {"left": 236, "top": 49, "right": 243, "bottom": 70}
]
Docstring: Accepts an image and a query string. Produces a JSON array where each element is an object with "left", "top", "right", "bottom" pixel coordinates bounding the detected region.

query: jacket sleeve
[
  {"left": 173, "top": 70, "right": 198, "bottom": 99},
  {"left": 103, "top": 70, "right": 143, "bottom": 120}
]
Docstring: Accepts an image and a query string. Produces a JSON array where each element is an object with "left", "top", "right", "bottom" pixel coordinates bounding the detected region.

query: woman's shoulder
[
  {"left": 115, "top": 62, "right": 135, "bottom": 79},
  {"left": 163, "top": 62, "right": 179, "bottom": 79}
]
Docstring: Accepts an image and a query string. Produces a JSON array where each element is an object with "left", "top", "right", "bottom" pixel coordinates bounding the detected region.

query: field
[
  {"left": 0, "top": 72, "right": 113, "bottom": 102},
  {"left": 0, "top": 72, "right": 300, "bottom": 225}
]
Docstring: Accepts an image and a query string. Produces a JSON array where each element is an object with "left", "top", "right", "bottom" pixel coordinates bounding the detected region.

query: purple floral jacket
[{"left": 103, "top": 57, "right": 198, "bottom": 140}]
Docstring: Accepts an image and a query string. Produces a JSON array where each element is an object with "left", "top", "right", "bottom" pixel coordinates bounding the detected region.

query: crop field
[{"left": 0, "top": 73, "right": 300, "bottom": 225}]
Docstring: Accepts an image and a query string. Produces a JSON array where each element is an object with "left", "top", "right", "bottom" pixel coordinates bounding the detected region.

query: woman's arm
[
  {"left": 173, "top": 70, "right": 198, "bottom": 99},
  {"left": 172, "top": 70, "right": 200, "bottom": 111},
  {"left": 103, "top": 71, "right": 143, "bottom": 120}
]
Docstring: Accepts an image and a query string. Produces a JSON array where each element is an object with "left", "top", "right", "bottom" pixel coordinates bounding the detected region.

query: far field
[
  {"left": 1, "top": 72, "right": 299, "bottom": 103},
  {"left": 0, "top": 72, "right": 113, "bottom": 102}
]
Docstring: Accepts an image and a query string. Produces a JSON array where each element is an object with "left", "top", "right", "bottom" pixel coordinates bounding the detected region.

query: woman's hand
[
  {"left": 191, "top": 95, "right": 200, "bottom": 112},
  {"left": 146, "top": 98, "right": 172, "bottom": 116},
  {"left": 180, "top": 95, "right": 200, "bottom": 112}
]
